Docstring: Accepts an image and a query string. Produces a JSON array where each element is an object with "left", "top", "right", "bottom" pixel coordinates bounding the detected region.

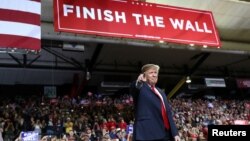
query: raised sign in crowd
[{"left": 0, "top": 92, "right": 249, "bottom": 141}]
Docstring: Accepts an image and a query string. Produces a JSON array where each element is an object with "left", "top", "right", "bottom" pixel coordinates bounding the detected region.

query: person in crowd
[
  {"left": 55, "top": 119, "right": 64, "bottom": 138},
  {"left": 125, "top": 120, "right": 133, "bottom": 135},
  {"left": 0, "top": 125, "right": 3, "bottom": 141},
  {"left": 102, "top": 132, "right": 111, "bottom": 141},
  {"left": 84, "top": 126, "right": 96, "bottom": 141},
  {"left": 14, "top": 132, "right": 21, "bottom": 141},
  {"left": 33, "top": 119, "right": 42, "bottom": 139},
  {"left": 131, "top": 64, "right": 180, "bottom": 141},
  {"left": 80, "top": 132, "right": 90, "bottom": 141},
  {"left": 118, "top": 118, "right": 127, "bottom": 131},
  {"left": 100, "top": 119, "right": 109, "bottom": 131},
  {"left": 109, "top": 126, "right": 118, "bottom": 140},
  {"left": 46, "top": 117, "right": 54, "bottom": 136},
  {"left": 3, "top": 119, "right": 15, "bottom": 141},
  {"left": 65, "top": 117, "right": 74, "bottom": 134},
  {"left": 107, "top": 117, "right": 116, "bottom": 132},
  {"left": 67, "top": 130, "right": 78, "bottom": 141},
  {"left": 116, "top": 128, "right": 127, "bottom": 141}
]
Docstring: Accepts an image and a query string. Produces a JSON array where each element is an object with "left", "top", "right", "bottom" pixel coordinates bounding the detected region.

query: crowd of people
[
  {"left": 0, "top": 92, "right": 249, "bottom": 141},
  {"left": 171, "top": 98, "right": 250, "bottom": 140}
]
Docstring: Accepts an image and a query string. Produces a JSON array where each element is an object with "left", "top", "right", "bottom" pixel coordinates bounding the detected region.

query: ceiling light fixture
[{"left": 186, "top": 76, "right": 192, "bottom": 83}]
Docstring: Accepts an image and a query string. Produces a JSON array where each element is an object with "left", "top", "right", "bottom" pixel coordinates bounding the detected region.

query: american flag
[{"left": 0, "top": 0, "right": 41, "bottom": 50}]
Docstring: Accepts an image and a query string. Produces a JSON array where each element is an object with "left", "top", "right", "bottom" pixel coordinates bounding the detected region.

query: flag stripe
[
  {"left": 0, "top": 34, "right": 40, "bottom": 50},
  {"left": 30, "top": 0, "right": 41, "bottom": 2},
  {"left": 0, "top": 0, "right": 41, "bottom": 50},
  {"left": 0, "top": 21, "right": 41, "bottom": 39},
  {"left": 0, "top": 0, "right": 41, "bottom": 15},
  {"left": 0, "top": 9, "right": 40, "bottom": 26}
]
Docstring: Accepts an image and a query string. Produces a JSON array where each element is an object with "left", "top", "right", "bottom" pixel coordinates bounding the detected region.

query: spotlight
[
  {"left": 186, "top": 76, "right": 191, "bottom": 83},
  {"left": 159, "top": 40, "right": 164, "bottom": 43},
  {"left": 86, "top": 71, "right": 91, "bottom": 80},
  {"left": 203, "top": 45, "right": 207, "bottom": 48}
]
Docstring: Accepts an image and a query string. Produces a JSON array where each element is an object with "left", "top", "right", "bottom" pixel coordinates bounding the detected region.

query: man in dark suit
[{"left": 131, "top": 64, "right": 180, "bottom": 141}]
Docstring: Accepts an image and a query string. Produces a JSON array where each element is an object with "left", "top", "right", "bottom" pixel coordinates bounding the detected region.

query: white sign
[
  {"left": 21, "top": 131, "right": 39, "bottom": 141},
  {"left": 205, "top": 78, "right": 226, "bottom": 87},
  {"left": 44, "top": 86, "right": 57, "bottom": 98}
]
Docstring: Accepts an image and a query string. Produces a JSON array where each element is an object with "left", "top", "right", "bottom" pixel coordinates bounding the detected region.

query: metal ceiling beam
[
  {"left": 8, "top": 53, "right": 41, "bottom": 68},
  {"left": 23, "top": 54, "right": 27, "bottom": 67},
  {"left": 0, "top": 63, "right": 83, "bottom": 71},
  {"left": 42, "top": 47, "right": 82, "bottom": 69},
  {"left": 70, "top": 58, "right": 84, "bottom": 70},
  {"left": 8, "top": 53, "right": 23, "bottom": 66},
  {"left": 43, "top": 33, "right": 250, "bottom": 55},
  {"left": 220, "top": 56, "right": 250, "bottom": 67},
  {"left": 27, "top": 55, "right": 41, "bottom": 66},
  {"left": 93, "top": 67, "right": 250, "bottom": 78},
  {"left": 189, "top": 53, "right": 210, "bottom": 75},
  {"left": 42, "top": 33, "right": 155, "bottom": 47},
  {"left": 0, "top": 63, "right": 249, "bottom": 78},
  {"left": 89, "top": 44, "right": 103, "bottom": 71},
  {"left": 168, "top": 52, "right": 210, "bottom": 99}
]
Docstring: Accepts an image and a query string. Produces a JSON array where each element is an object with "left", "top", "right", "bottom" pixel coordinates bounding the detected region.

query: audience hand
[{"left": 174, "top": 135, "right": 181, "bottom": 141}]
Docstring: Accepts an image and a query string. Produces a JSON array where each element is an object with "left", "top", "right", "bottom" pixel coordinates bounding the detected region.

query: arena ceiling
[{"left": 1, "top": 0, "right": 250, "bottom": 90}]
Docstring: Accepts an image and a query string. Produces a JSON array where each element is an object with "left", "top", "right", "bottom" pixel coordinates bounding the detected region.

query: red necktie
[{"left": 151, "top": 85, "right": 170, "bottom": 130}]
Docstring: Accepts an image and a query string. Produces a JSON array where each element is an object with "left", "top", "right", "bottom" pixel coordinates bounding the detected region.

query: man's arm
[{"left": 130, "top": 73, "right": 146, "bottom": 104}]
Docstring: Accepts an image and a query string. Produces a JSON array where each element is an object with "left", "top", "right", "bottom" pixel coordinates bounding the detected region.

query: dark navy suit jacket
[{"left": 131, "top": 82, "right": 178, "bottom": 140}]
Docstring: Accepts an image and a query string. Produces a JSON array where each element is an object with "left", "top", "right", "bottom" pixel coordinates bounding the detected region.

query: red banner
[{"left": 54, "top": 0, "right": 221, "bottom": 47}]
